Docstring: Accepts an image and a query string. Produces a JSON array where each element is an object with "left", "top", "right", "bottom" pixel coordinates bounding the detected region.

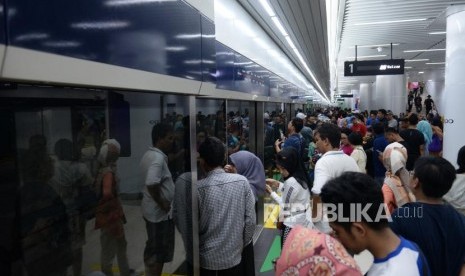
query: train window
[
  {"left": 225, "top": 100, "right": 254, "bottom": 156},
  {"left": 1, "top": 86, "right": 195, "bottom": 276}
]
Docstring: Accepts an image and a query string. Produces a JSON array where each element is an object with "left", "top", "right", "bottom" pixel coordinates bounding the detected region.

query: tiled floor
[
  {"left": 79, "top": 201, "right": 373, "bottom": 276},
  {"left": 81, "top": 201, "right": 187, "bottom": 276}
]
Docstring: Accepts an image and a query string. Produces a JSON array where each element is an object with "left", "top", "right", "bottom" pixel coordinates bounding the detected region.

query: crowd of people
[
  {"left": 261, "top": 105, "right": 465, "bottom": 276},
  {"left": 14, "top": 100, "right": 465, "bottom": 276}
]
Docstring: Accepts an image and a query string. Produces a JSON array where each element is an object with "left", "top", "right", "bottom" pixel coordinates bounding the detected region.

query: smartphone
[{"left": 279, "top": 129, "right": 285, "bottom": 140}]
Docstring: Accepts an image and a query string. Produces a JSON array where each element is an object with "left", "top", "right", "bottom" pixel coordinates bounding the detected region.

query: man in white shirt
[
  {"left": 311, "top": 123, "right": 359, "bottom": 232},
  {"left": 140, "top": 123, "right": 176, "bottom": 276},
  {"left": 321, "top": 172, "right": 430, "bottom": 276},
  {"left": 387, "top": 110, "right": 398, "bottom": 129}
]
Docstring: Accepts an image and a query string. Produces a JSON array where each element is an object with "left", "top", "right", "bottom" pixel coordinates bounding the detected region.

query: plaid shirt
[{"left": 198, "top": 168, "right": 256, "bottom": 270}]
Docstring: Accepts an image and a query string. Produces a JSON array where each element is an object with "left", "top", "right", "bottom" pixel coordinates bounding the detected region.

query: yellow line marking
[{"left": 263, "top": 203, "right": 280, "bottom": 229}]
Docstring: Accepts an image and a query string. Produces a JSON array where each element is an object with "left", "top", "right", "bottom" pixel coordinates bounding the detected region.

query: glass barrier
[{"left": 1, "top": 87, "right": 193, "bottom": 276}]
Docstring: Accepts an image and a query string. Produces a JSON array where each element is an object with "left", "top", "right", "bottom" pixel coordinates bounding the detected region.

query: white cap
[
  {"left": 296, "top": 112, "right": 306, "bottom": 119},
  {"left": 264, "top": 112, "right": 270, "bottom": 120}
]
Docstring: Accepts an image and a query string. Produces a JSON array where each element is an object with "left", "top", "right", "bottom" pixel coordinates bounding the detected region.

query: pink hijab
[{"left": 276, "top": 225, "right": 362, "bottom": 276}]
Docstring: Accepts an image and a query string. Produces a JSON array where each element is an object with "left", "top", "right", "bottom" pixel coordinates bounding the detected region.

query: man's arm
[{"left": 147, "top": 185, "right": 171, "bottom": 213}]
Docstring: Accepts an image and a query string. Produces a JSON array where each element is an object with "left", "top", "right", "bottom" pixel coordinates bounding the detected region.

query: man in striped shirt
[{"left": 197, "top": 137, "right": 256, "bottom": 275}]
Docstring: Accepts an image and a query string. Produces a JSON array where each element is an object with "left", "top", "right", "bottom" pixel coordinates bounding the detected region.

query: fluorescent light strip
[
  {"left": 428, "top": 31, "right": 446, "bottom": 35},
  {"left": 405, "top": 66, "right": 413, "bottom": 69},
  {"left": 404, "top": 49, "right": 445, "bottom": 53},
  {"left": 258, "top": 0, "right": 328, "bottom": 102},
  {"left": 350, "top": 43, "right": 399, "bottom": 48},
  {"left": 405, "top": 59, "right": 429, "bottom": 62},
  {"left": 354, "top": 18, "right": 427, "bottom": 26},
  {"left": 258, "top": 0, "right": 275, "bottom": 16},
  {"left": 418, "top": 72, "right": 424, "bottom": 74},
  {"left": 426, "top": 62, "right": 445, "bottom": 65},
  {"left": 347, "top": 54, "right": 387, "bottom": 59},
  {"left": 285, "top": 36, "right": 296, "bottom": 49},
  {"left": 271, "top": 17, "right": 288, "bottom": 36}
]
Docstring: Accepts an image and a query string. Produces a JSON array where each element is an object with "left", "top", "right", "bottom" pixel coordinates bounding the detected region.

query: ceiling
[
  {"left": 336, "top": 0, "right": 465, "bottom": 94},
  {"left": 238, "top": 0, "right": 330, "bottom": 98},
  {"left": 239, "top": 0, "right": 465, "bottom": 100}
]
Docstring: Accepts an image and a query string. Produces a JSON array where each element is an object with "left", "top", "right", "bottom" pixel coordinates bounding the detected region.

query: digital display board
[{"left": 344, "top": 59, "right": 405, "bottom": 76}]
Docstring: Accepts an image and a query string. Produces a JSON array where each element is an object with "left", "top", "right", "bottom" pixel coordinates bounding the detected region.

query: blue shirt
[
  {"left": 390, "top": 202, "right": 465, "bottom": 276},
  {"left": 283, "top": 133, "right": 306, "bottom": 159},
  {"left": 372, "top": 134, "right": 388, "bottom": 178}
]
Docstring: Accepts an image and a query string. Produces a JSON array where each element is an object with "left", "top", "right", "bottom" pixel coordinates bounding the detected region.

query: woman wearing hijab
[
  {"left": 224, "top": 151, "right": 265, "bottom": 276},
  {"left": 94, "top": 139, "right": 131, "bottom": 276},
  {"left": 381, "top": 142, "right": 415, "bottom": 214},
  {"left": 224, "top": 151, "right": 266, "bottom": 203},
  {"left": 265, "top": 147, "right": 313, "bottom": 247},
  {"left": 275, "top": 225, "right": 362, "bottom": 276},
  {"left": 417, "top": 120, "right": 433, "bottom": 156}
]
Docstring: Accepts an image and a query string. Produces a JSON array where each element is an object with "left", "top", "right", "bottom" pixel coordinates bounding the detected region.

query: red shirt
[{"left": 351, "top": 123, "right": 367, "bottom": 137}]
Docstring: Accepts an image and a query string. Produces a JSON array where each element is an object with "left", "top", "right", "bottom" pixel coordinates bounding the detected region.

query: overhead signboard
[
  {"left": 339, "top": 94, "right": 354, "bottom": 98},
  {"left": 344, "top": 59, "right": 405, "bottom": 76}
]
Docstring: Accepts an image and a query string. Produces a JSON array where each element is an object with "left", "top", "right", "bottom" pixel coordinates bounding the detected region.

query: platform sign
[{"left": 344, "top": 59, "right": 405, "bottom": 76}]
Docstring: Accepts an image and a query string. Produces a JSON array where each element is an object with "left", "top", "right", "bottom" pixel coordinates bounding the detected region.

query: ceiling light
[
  {"left": 285, "top": 36, "right": 296, "bottom": 49},
  {"left": 426, "top": 62, "right": 445, "bottom": 65},
  {"left": 346, "top": 54, "right": 387, "bottom": 59},
  {"left": 428, "top": 31, "right": 446, "bottom": 35},
  {"left": 354, "top": 18, "right": 427, "bottom": 26},
  {"left": 271, "top": 17, "right": 288, "bottom": 36},
  {"left": 405, "top": 66, "right": 413, "bottom": 69},
  {"left": 403, "top": 49, "right": 445, "bottom": 53},
  {"left": 418, "top": 71, "right": 424, "bottom": 74},
  {"left": 258, "top": 0, "right": 275, "bottom": 16},
  {"left": 405, "top": 59, "right": 429, "bottom": 62},
  {"left": 350, "top": 43, "right": 399, "bottom": 48},
  {"left": 377, "top": 46, "right": 383, "bottom": 52}
]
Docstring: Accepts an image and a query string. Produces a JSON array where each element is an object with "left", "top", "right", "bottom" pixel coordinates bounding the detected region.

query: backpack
[
  {"left": 428, "top": 134, "right": 442, "bottom": 153},
  {"left": 384, "top": 177, "right": 415, "bottom": 208}
]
